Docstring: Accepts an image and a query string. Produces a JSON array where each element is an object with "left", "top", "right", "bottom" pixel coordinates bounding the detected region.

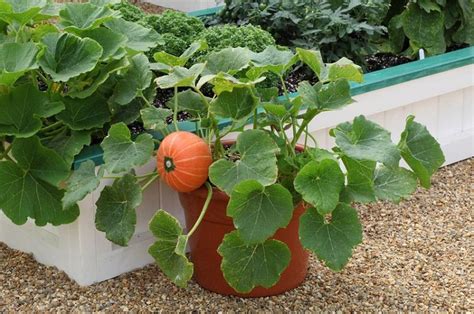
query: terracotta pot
[{"left": 179, "top": 187, "right": 309, "bottom": 297}]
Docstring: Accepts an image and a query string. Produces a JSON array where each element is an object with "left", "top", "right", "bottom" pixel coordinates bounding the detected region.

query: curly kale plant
[
  {"left": 142, "top": 10, "right": 205, "bottom": 57},
  {"left": 197, "top": 24, "right": 275, "bottom": 55},
  {"left": 112, "top": 0, "right": 145, "bottom": 22}
]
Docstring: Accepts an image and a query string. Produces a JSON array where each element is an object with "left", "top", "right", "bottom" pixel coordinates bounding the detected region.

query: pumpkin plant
[
  {"left": 0, "top": 0, "right": 165, "bottom": 243},
  {"left": 147, "top": 45, "right": 445, "bottom": 293}
]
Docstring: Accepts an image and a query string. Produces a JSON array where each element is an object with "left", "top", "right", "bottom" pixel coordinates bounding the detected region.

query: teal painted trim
[
  {"left": 350, "top": 46, "right": 474, "bottom": 96},
  {"left": 187, "top": 6, "right": 223, "bottom": 17}
]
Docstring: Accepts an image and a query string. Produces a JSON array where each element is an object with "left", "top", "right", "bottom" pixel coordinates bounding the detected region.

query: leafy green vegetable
[
  {"left": 299, "top": 204, "right": 362, "bottom": 271},
  {"left": 62, "top": 160, "right": 103, "bottom": 209},
  {"left": 95, "top": 173, "right": 141, "bottom": 246},
  {"left": 218, "top": 231, "right": 291, "bottom": 293}
]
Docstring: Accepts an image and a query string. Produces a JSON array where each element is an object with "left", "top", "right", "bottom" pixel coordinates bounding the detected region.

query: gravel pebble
[{"left": 1, "top": 158, "right": 473, "bottom": 311}]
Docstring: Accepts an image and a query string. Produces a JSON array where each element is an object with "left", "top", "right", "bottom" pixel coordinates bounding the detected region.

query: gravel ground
[{"left": 1, "top": 159, "right": 473, "bottom": 311}]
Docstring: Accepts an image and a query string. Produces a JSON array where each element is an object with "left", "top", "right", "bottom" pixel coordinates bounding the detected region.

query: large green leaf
[
  {"left": 95, "top": 174, "right": 141, "bottom": 246},
  {"left": 227, "top": 180, "right": 294, "bottom": 244},
  {"left": 148, "top": 210, "right": 193, "bottom": 288},
  {"left": 298, "top": 79, "right": 352, "bottom": 111},
  {"left": 294, "top": 159, "right": 345, "bottom": 215},
  {"left": 46, "top": 130, "right": 91, "bottom": 166},
  {"left": 0, "top": 42, "right": 38, "bottom": 86},
  {"left": 210, "top": 87, "right": 258, "bottom": 121},
  {"left": 154, "top": 40, "right": 208, "bottom": 67},
  {"left": 299, "top": 204, "right": 362, "bottom": 271},
  {"left": 140, "top": 107, "right": 171, "bottom": 131},
  {"left": 0, "top": 0, "right": 47, "bottom": 25},
  {"left": 295, "top": 48, "right": 325, "bottom": 79},
  {"left": 204, "top": 47, "right": 251, "bottom": 75},
  {"left": 402, "top": 3, "right": 446, "bottom": 55},
  {"left": 326, "top": 58, "right": 364, "bottom": 83},
  {"left": 104, "top": 18, "right": 162, "bottom": 52},
  {"left": 67, "top": 57, "right": 129, "bottom": 99},
  {"left": 209, "top": 129, "right": 279, "bottom": 195},
  {"left": 0, "top": 136, "right": 78, "bottom": 226},
  {"left": 81, "top": 27, "right": 127, "bottom": 60},
  {"left": 155, "top": 63, "right": 205, "bottom": 89},
  {"left": 166, "top": 89, "right": 209, "bottom": 116},
  {"left": 341, "top": 156, "right": 376, "bottom": 203},
  {"left": 101, "top": 122, "right": 154, "bottom": 174},
  {"left": 57, "top": 93, "right": 111, "bottom": 130},
  {"left": 59, "top": 2, "right": 119, "bottom": 33},
  {"left": 397, "top": 115, "right": 444, "bottom": 188},
  {"left": 374, "top": 165, "right": 418, "bottom": 203},
  {"left": 218, "top": 231, "right": 291, "bottom": 293},
  {"left": 0, "top": 84, "right": 64, "bottom": 137},
  {"left": 38, "top": 32, "right": 103, "bottom": 82},
  {"left": 62, "top": 160, "right": 103, "bottom": 209},
  {"left": 332, "top": 115, "right": 400, "bottom": 167},
  {"left": 111, "top": 54, "right": 152, "bottom": 106},
  {"left": 247, "top": 46, "right": 297, "bottom": 78}
]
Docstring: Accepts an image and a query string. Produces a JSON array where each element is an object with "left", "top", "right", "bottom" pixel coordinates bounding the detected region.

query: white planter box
[{"left": 1, "top": 60, "right": 472, "bottom": 285}]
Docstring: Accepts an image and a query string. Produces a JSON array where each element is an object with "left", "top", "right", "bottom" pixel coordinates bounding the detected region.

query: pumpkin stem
[{"left": 164, "top": 156, "right": 176, "bottom": 172}]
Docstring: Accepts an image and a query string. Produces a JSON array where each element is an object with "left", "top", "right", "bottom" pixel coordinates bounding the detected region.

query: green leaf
[
  {"left": 67, "top": 57, "right": 129, "bottom": 99},
  {"left": 332, "top": 115, "right": 400, "bottom": 167},
  {"left": 166, "top": 89, "right": 209, "bottom": 116},
  {"left": 62, "top": 160, "right": 103, "bottom": 209},
  {"left": 0, "top": 42, "right": 38, "bottom": 86},
  {"left": 148, "top": 210, "right": 193, "bottom": 288},
  {"left": 397, "top": 115, "right": 444, "bottom": 188},
  {"left": 327, "top": 58, "right": 363, "bottom": 83},
  {"left": 198, "top": 72, "right": 265, "bottom": 95},
  {"left": 154, "top": 40, "right": 207, "bottom": 67},
  {"left": 209, "top": 129, "right": 279, "bottom": 194},
  {"left": 299, "top": 204, "right": 362, "bottom": 271},
  {"left": 0, "top": 136, "right": 78, "bottom": 226},
  {"left": 95, "top": 174, "right": 141, "bottom": 246},
  {"left": 218, "top": 230, "right": 290, "bottom": 293},
  {"left": 0, "top": 0, "right": 47, "bottom": 26},
  {"left": 247, "top": 46, "right": 297, "bottom": 78},
  {"left": 294, "top": 159, "right": 345, "bottom": 215},
  {"left": 402, "top": 3, "right": 446, "bottom": 55},
  {"left": 57, "top": 93, "right": 111, "bottom": 130},
  {"left": 374, "top": 165, "right": 418, "bottom": 203},
  {"left": 105, "top": 18, "right": 162, "bottom": 52},
  {"left": 101, "top": 122, "right": 154, "bottom": 174},
  {"left": 210, "top": 87, "right": 258, "bottom": 120},
  {"left": 227, "top": 180, "right": 294, "bottom": 244},
  {"left": 111, "top": 54, "right": 152, "bottom": 106},
  {"left": 295, "top": 48, "right": 325, "bottom": 79},
  {"left": 140, "top": 107, "right": 171, "bottom": 130},
  {"left": 388, "top": 14, "right": 405, "bottom": 53},
  {"left": 39, "top": 32, "right": 103, "bottom": 82},
  {"left": 81, "top": 27, "right": 127, "bottom": 60},
  {"left": 155, "top": 63, "right": 205, "bottom": 89},
  {"left": 341, "top": 156, "right": 376, "bottom": 203},
  {"left": 59, "top": 3, "right": 120, "bottom": 33},
  {"left": 46, "top": 130, "right": 91, "bottom": 166},
  {"left": 204, "top": 47, "right": 251, "bottom": 75},
  {"left": 298, "top": 79, "right": 352, "bottom": 111},
  {"left": 0, "top": 84, "right": 64, "bottom": 137}
]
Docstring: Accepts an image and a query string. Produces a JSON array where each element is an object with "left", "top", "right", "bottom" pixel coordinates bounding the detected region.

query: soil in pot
[{"left": 179, "top": 186, "right": 309, "bottom": 297}]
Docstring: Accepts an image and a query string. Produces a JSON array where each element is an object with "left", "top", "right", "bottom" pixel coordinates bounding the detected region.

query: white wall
[{"left": 144, "top": 0, "right": 219, "bottom": 12}]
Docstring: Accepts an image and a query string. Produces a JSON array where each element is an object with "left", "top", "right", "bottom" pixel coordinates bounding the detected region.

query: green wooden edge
[
  {"left": 187, "top": 6, "right": 223, "bottom": 17},
  {"left": 72, "top": 6, "right": 474, "bottom": 169}
]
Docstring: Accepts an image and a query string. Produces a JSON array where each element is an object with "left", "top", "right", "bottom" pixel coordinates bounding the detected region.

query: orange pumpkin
[{"left": 157, "top": 131, "right": 212, "bottom": 193}]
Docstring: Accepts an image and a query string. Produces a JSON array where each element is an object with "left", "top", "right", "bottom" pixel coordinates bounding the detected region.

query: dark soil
[{"left": 365, "top": 53, "right": 412, "bottom": 72}]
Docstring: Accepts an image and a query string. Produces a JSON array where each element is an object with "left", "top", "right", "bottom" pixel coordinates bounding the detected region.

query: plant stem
[
  {"left": 140, "top": 174, "right": 159, "bottom": 192},
  {"left": 0, "top": 144, "right": 12, "bottom": 160},
  {"left": 187, "top": 182, "right": 213, "bottom": 237},
  {"left": 40, "top": 121, "right": 63, "bottom": 133},
  {"left": 173, "top": 86, "right": 180, "bottom": 131},
  {"left": 139, "top": 92, "right": 152, "bottom": 107},
  {"left": 292, "top": 109, "right": 319, "bottom": 147}
]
